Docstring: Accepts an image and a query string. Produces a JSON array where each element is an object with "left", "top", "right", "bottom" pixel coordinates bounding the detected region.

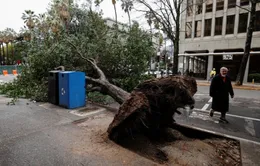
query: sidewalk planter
[
  {"left": 48, "top": 71, "right": 61, "bottom": 105},
  {"left": 58, "top": 71, "right": 86, "bottom": 109}
]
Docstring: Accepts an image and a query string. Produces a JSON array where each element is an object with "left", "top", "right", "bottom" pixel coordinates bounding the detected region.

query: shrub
[
  {"left": 0, "top": 67, "right": 48, "bottom": 102},
  {"left": 248, "top": 73, "right": 260, "bottom": 83},
  {"left": 87, "top": 92, "right": 114, "bottom": 105}
]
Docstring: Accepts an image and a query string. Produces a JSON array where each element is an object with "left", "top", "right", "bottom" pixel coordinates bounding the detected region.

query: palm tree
[
  {"left": 20, "top": 28, "right": 31, "bottom": 41},
  {"left": 52, "top": 0, "right": 71, "bottom": 31},
  {"left": 50, "top": 15, "right": 64, "bottom": 34},
  {"left": 112, "top": 0, "right": 118, "bottom": 26},
  {"left": 2, "top": 28, "right": 16, "bottom": 65},
  {"left": 22, "top": 10, "right": 37, "bottom": 30},
  {"left": 22, "top": 10, "right": 37, "bottom": 42},
  {"left": 0, "top": 32, "right": 4, "bottom": 64},
  {"left": 2, "top": 34, "right": 9, "bottom": 65},
  {"left": 8, "top": 30, "right": 16, "bottom": 64},
  {"left": 121, "top": 0, "right": 133, "bottom": 27},
  {"left": 36, "top": 14, "right": 50, "bottom": 38}
]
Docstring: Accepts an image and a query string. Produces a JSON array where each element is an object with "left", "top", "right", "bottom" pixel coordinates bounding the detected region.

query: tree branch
[
  {"left": 137, "top": 0, "right": 176, "bottom": 41},
  {"left": 165, "top": 0, "right": 177, "bottom": 22},
  {"left": 236, "top": 4, "right": 251, "bottom": 12},
  {"left": 66, "top": 39, "right": 107, "bottom": 81},
  {"left": 86, "top": 76, "right": 102, "bottom": 84},
  {"left": 87, "top": 86, "right": 102, "bottom": 92}
]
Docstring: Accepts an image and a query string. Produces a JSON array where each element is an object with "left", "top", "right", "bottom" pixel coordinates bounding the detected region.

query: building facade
[{"left": 179, "top": 0, "right": 260, "bottom": 82}]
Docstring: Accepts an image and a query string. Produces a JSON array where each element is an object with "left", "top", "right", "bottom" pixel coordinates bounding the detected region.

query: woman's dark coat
[{"left": 210, "top": 74, "right": 234, "bottom": 113}]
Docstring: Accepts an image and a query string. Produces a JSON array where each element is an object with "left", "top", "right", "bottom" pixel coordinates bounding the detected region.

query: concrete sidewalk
[{"left": 0, "top": 75, "right": 17, "bottom": 84}]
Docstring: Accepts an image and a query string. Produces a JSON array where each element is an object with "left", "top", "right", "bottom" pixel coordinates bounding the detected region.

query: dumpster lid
[
  {"left": 59, "top": 71, "right": 76, "bottom": 73},
  {"left": 49, "top": 70, "right": 61, "bottom": 73}
]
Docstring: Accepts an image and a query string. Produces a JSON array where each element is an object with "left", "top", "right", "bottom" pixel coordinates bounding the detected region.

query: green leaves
[{"left": 0, "top": 3, "right": 154, "bottom": 101}]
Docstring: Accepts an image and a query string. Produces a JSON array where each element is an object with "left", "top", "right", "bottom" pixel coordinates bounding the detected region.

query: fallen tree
[
  {"left": 107, "top": 76, "right": 197, "bottom": 142},
  {"left": 68, "top": 51, "right": 197, "bottom": 142}
]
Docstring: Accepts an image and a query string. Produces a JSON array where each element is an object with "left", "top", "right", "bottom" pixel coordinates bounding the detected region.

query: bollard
[
  {"left": 2, "top": 70, "right": 8, "bottom": 76},
  {"left": 12, "top": 70, "right": 18, "bottom": 75},
  {"left": 252, "top": 79, "right": 255, "bottom": 84}
]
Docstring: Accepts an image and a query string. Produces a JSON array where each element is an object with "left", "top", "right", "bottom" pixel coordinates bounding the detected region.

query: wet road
[
  {"left": 0, "top": 75, "right": 260, "bottom": 165},
  {"left": 176, "top": 86, "right": 260, "bottom": 143}
]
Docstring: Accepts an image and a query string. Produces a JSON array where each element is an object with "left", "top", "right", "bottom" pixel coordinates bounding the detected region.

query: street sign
[{"left": 223, "top": 54, "right": 233, "bottom": 60}]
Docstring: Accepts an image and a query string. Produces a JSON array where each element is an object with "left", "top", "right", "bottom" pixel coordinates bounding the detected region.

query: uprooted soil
[
  {"left": 72, "top": 112, "right": 241, "bottom": 166},
  {"left": 107, "top": 76, "right": 197, "bottom": 142}
]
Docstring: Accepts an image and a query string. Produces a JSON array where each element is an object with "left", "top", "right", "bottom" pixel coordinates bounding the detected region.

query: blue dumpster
[{"left": 58, "top": 71, "right": 86, "bottom": 109}]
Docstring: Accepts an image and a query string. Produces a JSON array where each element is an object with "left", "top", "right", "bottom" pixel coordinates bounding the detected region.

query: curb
[
  {"left": 197, "top": 83, "right": 260, "bottom": 91},
  {"left": 77, "top": 102, "right": 260, "bottom": 165}
]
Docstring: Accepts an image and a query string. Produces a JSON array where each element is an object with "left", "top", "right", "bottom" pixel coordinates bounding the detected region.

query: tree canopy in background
[{"left": 0, "top": 0, "right": 155, "bottom": 101}]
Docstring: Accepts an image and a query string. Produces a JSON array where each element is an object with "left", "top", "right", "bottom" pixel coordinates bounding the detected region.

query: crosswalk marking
[
  {"left": 201, "top": 104, "right": 210, "bottom": 110},
  {"left": 193, "top": 108, "right": 260, "bottom": 122},
  {"left": 245, "top": 119, "right": 256, "bottom": 136}
]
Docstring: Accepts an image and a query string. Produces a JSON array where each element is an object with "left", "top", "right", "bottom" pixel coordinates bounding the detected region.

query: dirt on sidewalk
[{"left": 71, "top": 112, "right": 241, "bottom": 166}]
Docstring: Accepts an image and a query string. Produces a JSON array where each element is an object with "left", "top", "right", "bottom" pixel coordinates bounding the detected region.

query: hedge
[{"left": 248, "top": 73, "right": 260, "bottom": 83}]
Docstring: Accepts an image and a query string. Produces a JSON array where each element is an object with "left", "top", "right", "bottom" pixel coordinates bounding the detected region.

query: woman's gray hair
[{"left": 220, "top": 67, "right": 228, "bottom": 71}]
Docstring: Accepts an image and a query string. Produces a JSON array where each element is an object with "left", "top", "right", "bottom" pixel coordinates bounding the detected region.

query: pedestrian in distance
[
  {"left": 208, "top": 68, "right": 216, "bottom": 82},
  {"left": 209, "top": 67, "right": 234, "bottom": 123}
]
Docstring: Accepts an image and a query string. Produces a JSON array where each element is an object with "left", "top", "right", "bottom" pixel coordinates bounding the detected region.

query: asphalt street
[
  {"left": 176, "top": 86, "right": 260, "bottom": 143},
  {"left": 0, "top": 75, "right": 260, "bottom": 165}
]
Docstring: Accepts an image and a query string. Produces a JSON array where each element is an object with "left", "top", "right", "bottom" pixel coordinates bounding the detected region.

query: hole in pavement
[{"left": 113, "top": 124, "right": 241, "bottom": 165}]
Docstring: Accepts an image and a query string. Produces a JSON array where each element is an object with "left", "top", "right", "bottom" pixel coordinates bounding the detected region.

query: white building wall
[{"left": 179, "top": 0, "right": 260, "bottom": 81}]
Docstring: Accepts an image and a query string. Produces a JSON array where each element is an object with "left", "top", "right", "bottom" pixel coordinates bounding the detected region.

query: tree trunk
[
  {"left": 87, "top": 77, "right": 130, "bottom": 104},
  {"left": 2, "top": 44, "right": 5, "bottom": 65},
  {"left": 6, "top": 43, "right": 9, "bottom": 65},
  {"left": 0, "top": 44, "right": 2, "bottom": 64},
  {"left": 67, "top": 40, "right": 130, "bottom": 104},
  {"left": 127, "top": 11, "right": 131, "bottom": 27},
  {"left": 235, "top": 0, "right": 256, "bottom": 85},
  {"left": 173, "top": 12, "right": 180, "bottom": 74},
  {"left": 11, "top": 42, "right": 14, "bottom": 64},
  {"left": 113, "top": 4, "right": 118, "bottom": 27}
]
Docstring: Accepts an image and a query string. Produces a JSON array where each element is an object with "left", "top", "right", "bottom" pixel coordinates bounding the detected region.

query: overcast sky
[
  {"left": 0, "top": 0, "right": 49, "bottom": 32},
  {"left": 0, "top": 0, "right": 149, "bottom": 32}
]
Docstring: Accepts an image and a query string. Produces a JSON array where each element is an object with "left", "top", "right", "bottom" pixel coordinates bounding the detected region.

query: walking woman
[{"left": 209, "top": 67, "right": 234, "bottom": 123}]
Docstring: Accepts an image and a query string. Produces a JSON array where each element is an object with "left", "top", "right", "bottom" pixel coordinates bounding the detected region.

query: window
[
  {"left": 204, "top": 19, "right": 212, "bottom": 36},
  {"left": 206, "top": 0, "right": 213, "bottom": 12},
  {"left": 240, "top": 0, "right": 249, "bottom": 6},
  {"left": 196, "top": 0, "right": 203, "bottom": 14},
  {"left": 185, "top": 22, "right": 192, "bottom": 38},
  {"left": 238, "top": 13, "right": 248, "bottom": 33},
  {"left": 255, "top": 11, "right": 260, "bottom": 31},
  {"left": 226, "top": 15, "right": 235, "bottom": 34},
  {"left": 187, "top": 0, "right": 193, "bottom": 16},
  {"left": 215, "top": 17, "right": 223, "bottom": 35},
  {"left": 216, "top": 0, "right": 224, "bottom": 11},
  {"left": 195, "top": 20, "right": 202, "bottom": 37},
  {"left": 228, "top": 0, "right": 236, "bottom": 9}
]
